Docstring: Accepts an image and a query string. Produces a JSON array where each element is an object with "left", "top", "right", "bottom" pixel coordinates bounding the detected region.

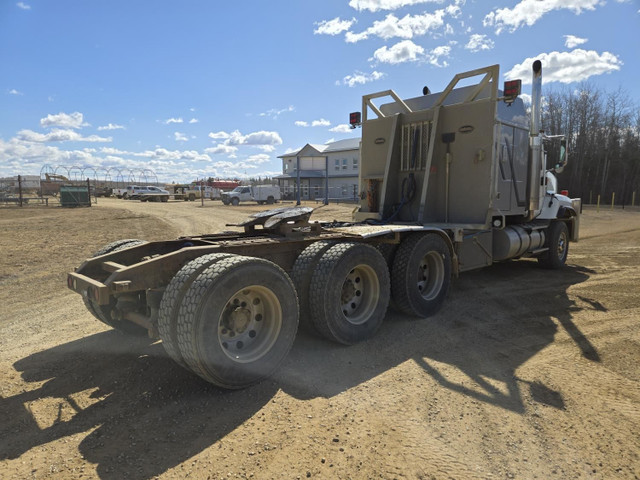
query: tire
[
  {"left": 176, "top": 255, "right": 299, "bottom": 388},
  {"left": 266, "top": 196, "right": 275, "bottom": 205},
  {"left": 376, "top": 243, "right": 399, "bottom": 311},
  {"left": 83, "top": 239, "right": 149, "bottom": 335},
  {"left": 231, "top": 197, "right": 239, "bottom": 206},
  {"left": 158, "top": 253, "right": 233, "bottom": 369},
  {"left": 188, "top": 194, "right": 196, "bottom": 201},
  {"left": 309, "top": 243, "right": 390, "bottom": 345},
  {"left": 391, "top": 233, "right": 451, "bottom": 318},
  {"left": 222, "top": 199, "right": 229, "bottom": 205},
  {"left": 538, "top": 221, "right": 569, "bottom": 269},
  {"left": 290, "top": 240, "right": 336, "bottom": 334},
  {"left": 161, "top": 196, "right": 168, "bottom": 203}
]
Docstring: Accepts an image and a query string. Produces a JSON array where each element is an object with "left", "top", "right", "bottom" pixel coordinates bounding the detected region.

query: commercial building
[{"left": 275, "top": 138, "right": 360, "bottom": 201}]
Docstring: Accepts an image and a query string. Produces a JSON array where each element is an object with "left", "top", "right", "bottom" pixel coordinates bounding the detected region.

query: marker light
[
  {"left": 349, "top": 112, "right": 361, "bottom": 129},
  {"left": 503, "top": 79, "right": 521, "bottom": 104}
]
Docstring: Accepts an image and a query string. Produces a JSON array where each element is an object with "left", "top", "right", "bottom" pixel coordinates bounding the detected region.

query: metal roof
[{"left": 278, "top": 137, "right": 360, "bottom": 158}]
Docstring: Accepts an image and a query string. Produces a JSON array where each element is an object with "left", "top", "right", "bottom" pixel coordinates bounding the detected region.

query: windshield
[{"left": 231, "top": 186, "right": 243, "bottom": 193}]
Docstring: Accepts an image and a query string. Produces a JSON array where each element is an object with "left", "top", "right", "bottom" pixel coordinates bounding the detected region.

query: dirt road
[{"left": 1, "top": 198, "right": 639, "bottom": 479}]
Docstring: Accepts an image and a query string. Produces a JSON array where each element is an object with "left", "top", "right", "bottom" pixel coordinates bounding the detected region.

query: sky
[{"left": 1, "top": 0, "right": 638, "bottom": 184}]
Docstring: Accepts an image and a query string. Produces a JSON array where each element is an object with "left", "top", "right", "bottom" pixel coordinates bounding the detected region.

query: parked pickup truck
[
  {"left": 131, "top": 186, "right": 170, "bottom": 202},
  {"left": 221, "top": 185, "right": 281, "bottom": 206},
  {"left": 113, "top": 187, "right": 128, "bottom": 199}
]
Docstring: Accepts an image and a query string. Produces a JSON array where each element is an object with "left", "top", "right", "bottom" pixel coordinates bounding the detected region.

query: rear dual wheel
[
  {"left": 391, "top": 233, "right": 451, "bottom": 318},
  {"left": 158, "top": 253, "right": 233, "bottom": 368},
  {"left": 308, "top": 242, "right": 390, "bottom": 345},
  {"left": 174, "top": 255, "right": 299, "bottom": 388}
]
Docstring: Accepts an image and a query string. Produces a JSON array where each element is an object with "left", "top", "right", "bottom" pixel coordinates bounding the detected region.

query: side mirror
[
  {"left": 555, "top": 139, "right": 567, "bottom": 174},
  {"left": 545, "top": 136, "right": 568, "bottom": 174}
]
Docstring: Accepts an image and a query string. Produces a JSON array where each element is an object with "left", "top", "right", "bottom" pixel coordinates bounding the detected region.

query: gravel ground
[{"left": 0, "top": 198, "right": 639, "bottom": 479}]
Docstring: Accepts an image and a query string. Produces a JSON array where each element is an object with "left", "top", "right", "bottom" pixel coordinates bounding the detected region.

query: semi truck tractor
[{"left": 67, "top": 61, "right": 580, "bottom": 389}]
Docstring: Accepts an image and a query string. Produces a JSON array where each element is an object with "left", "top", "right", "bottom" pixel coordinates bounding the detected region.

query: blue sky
[{"left": 1, "top": 0, "right": 638, "bottom": 183}]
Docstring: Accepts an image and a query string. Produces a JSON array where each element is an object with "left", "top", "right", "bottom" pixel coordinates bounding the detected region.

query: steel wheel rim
[
  {"left": 417, "top": 251, "right": 445, "bottom": 301},
  {"left": 557, "top": 230, "right": 568, "bottom": 259},
  {"left": 217, "top": 285, "right": 282, "bottom": 363},
  {"left": 340, "top": 264, "right": 379, "bottom": 325}
]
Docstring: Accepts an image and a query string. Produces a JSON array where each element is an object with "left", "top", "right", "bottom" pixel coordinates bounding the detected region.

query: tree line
[{"left": 542, "top": 83, "right": 640, "bottom": 205}]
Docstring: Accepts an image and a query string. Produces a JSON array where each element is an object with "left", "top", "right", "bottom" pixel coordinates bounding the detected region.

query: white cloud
[
  {"left": 40, "top": 112, "right": 88, "bottom": 129},
  {"left": 519, "top": 93, "right": 532, "bottom": 105},
  {"left": 465, "top": 34, "right": 495, "bottom": 52},
  {"left": 208, "top": 131, "right": 231, "bottom": 140},
  {"left": 445, "top": 4, "right": 462, "bottom": 17},
  {"left": 484, "top": 0, "right": 601, "bottom": 34},
  {"left": 244, "top": 154, "right": 271, "bottom": 165},
  {"left": 188, "top": 118, "right": 199, "bottom": 124},
  {"left": 314, "top": 17, "right": 356, "bottom": 35},
  {"left": 338, "top": 70, "right": 386, "bottom": 87},
  {"left": 8, "top": 89, "right": 23, "bottom": 95},
  {"left": 564, "top": 34, "right": 588, "bottom": 48},
  {"left": 349, "top": 0, "right": 440, "bottom": 12},
  {"left": 18, "top": 128, "right": 111, "bottom": 143},
  {"left": 345, "top": 11, "right": 446, "bottom": 43},
  {"left": 258, "top": 105, "right": 295, "bottom": 119},
  {"left": 427, "top": 45, "right": 451, "bottom": 67},
  {"left": 223, "top": 130, "right": 283, "bottom": 147},
  {"left": 205, "top": 145, "right": 238, "bottom": 156},
  {"left": 174, "top": 132, "right": 188, "bottom": 142},
  {"left": 505, "top": 49, "right": 623, "bottom": 84},
  {"left": 372, "top": 40, "right": 425, "bottom": 64},
  {"left": 97, "top": 123, "right": 125, "bottom": 131},
  {"left": 295, "top": 119, "right": 331, "bottom": 128},
  {"left": 163, "top": 117, "right": 183, "bottom": 124},
  {"left": 255, "top": 145, "right": 276, "bottom": 152},
  {"left": 330, "top": 124, "right": 354, "bottom": 133},
  {"left": 17, "top": 2, "right": 31, "bottom": 10}
]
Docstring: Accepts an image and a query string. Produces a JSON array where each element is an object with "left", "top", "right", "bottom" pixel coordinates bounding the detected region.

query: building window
[
  {"left": 334, "top": 159, "right": 340, "bottom": 170},
  {"left": 352, "top": 157, "right": 358, "bottom": 169},
  {"left": 342, "top": 158, "right": 348, "bottom": 170}
]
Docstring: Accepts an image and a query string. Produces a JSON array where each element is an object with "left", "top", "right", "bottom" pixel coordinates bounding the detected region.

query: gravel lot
[{"left": 1, "top": 198, "right": 639, "bottom": 479}]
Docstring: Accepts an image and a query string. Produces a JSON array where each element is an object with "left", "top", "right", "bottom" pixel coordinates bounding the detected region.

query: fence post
[
  {"left": 597, "top": 194, "right": 600, "bottom": 213},
  {"left": 633, "top": 191, "right": 636, "bottom": 207},
  {"left": 589, "top": 190, "right": 592, "bottom": 205},
  {"left": 18, "top": 175, "right": 23, "bottom": 207},
  {"left": 611, "top": 192, "right": 615, "bottom": 210}
]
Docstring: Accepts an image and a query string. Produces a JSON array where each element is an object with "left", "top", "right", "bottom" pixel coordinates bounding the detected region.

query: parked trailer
[{"left": 67, "top": 62, "right": 580, "bottom": 389}]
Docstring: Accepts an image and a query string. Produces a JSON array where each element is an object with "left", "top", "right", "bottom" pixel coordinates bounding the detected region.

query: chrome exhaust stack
[{"left": 527, "top": 60, "right": 543, "bottom": 218}]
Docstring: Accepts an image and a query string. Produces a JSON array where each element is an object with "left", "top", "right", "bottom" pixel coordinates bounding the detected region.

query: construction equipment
[{"left": 67, "top": 61, "right": 580, "bottom": 389}]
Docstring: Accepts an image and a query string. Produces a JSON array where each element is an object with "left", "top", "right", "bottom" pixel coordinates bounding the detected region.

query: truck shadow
[
  {"left": 279, "top": 261, "right": 600, "bottom": 412},
  {"left": 1, "top": 333, "right": 279, "bottom": 479},
  {"left": 1, "top": 261, "right": 599, "bottom": 479}
]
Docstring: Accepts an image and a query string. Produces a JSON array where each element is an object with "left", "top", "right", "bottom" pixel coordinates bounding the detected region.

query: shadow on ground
[{"left": 0, "top": 261, "right": 600, "bottom": 479}]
